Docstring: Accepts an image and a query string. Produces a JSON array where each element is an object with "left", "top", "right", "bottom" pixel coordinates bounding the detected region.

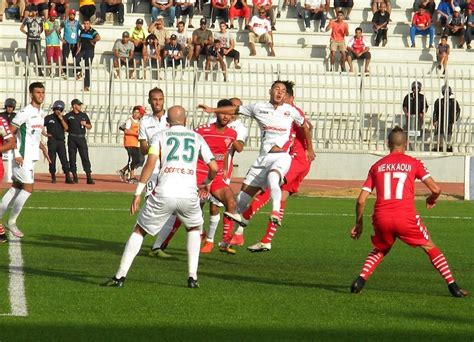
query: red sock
[
  {"left": 242, "top": 190, "right": 271, "bottom": 221},
  {"left": 426, "top": 247, "right": 455, "bottom": 284},
  {"left": 0, "top": 225, "right": 5, "bottom": 235},
  {"left": 222, "top": 217, "right": 234, "bottom": 244},
  {"left": 261, "top": 201, "right": 285, "bottom": 243},
  {"left": 161, "top": 218, "right": 182, "bottom": 249},
  {"left": 359, "top": 249, "right": 385, "bottom": 280}
]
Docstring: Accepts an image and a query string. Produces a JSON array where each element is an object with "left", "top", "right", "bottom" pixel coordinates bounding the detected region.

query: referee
[
  {"left": 64, "top": 99, "right": 95, "bottom": 184},
  {"left": 43, "top": 100, "right": 74, "bottom": 184}
]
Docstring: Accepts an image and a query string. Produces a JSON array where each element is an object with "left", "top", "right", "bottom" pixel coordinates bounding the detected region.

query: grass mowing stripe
[
  {"left": 7, "top": 234, "right": 28, "bottom": 317},
  {"left": 23, "top": 206, "right": 473, "bottom": 220}
]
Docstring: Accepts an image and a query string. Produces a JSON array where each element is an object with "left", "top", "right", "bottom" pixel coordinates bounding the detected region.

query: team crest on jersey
[{"left": 284, "top": 111, "right": 290, "bottom": 117}]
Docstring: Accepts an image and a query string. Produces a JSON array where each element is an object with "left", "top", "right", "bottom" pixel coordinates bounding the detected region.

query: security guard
[
  {"left": 1, "top": 98, "right": 17, "bottom": 123},
  {"left": 64, "top": 99, "right": 95, "bottom": 184},
  {"left": 43, "top": 100, "right": 74, "bottom": 184}
]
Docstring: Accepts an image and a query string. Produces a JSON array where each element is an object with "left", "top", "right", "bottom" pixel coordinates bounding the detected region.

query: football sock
[
  {"left": 235, "top": 225, "right": 244, "bottom": 235},
  {"left": 0, "top": 188, "right": 20, "bottom": 217},
  {"left": 8, "top": 190, "right": 31, "bottom": 226},
  {"left": 359, "top": 249, "right": 385, "bottom": 280},
  {"left": 161, "top": 218, "right": 182, "bottom": 249},
  {"left": 115, "top": 231, "right": 144, "bottom": 279},
  {"left": 426, "top": 247, "right": 455, "bottom": 284},
  {"left": 206, "top": 214, "right": 220, "bottom": 242},
  {"left": 268, "top": 172, "right": 282, "bottom": 213},
  {"left": 242, "top": 190, "right": 270, "bottom": 221},
  {"left": 0, "top": 225, "right": 5, "bottom": 235},
  {"left": 222, "top": 216, "right": 233, "bottom": 243},
  {"left": 236, "top": 191, "right": 252, "bottom": 213},
  {"left": 187, "top": 229, "right": 201, "bottom": 280},
  {"left": 261, "top": 201, "right": 286, "bottom": 243}
]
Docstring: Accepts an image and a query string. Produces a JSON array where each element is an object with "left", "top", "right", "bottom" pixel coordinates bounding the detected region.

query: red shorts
[
  {"left": 0, "top": 162, "right": 4, "bottom": 181},
  {"left": 281, "top": 157, "right": 311, "bottom": 194},
  {"left": 210, "top": 175, "right": 228, "bottom": 194},
  {"left": 229, "top": 6, "right": 251, "bottom": 19},
  {"left": 371, "top": 213, "right": 430, "bottom": 252},
  {"left": 46, "top": 46, "right": 61, "bottom": 63}
]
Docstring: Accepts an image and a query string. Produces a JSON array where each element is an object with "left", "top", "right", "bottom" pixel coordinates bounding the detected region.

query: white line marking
[
  {"left": 7, "top": 234, "right": 28, "bottom": 317},
  {"left": 23, "top": 206, "right": 473, "bottom": 220}
]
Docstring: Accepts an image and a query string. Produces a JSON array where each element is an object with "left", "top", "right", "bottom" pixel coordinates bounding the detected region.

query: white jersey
[
  {"left": 12, "top": 104, "right": 44, "bottom": 163},
  {"left": 238, "top": 102, "right": 304, "bottom": 156},
  {"left": 149, "top": 125, "right": 214, "bottom": 198},
  {"left": 138, "top": 112, "right": 169, "bottom": 143}
]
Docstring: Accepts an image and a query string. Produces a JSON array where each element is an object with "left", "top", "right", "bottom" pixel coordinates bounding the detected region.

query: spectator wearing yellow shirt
[{"left": 130, "top": 18, "right": 146, "bottom": 55}]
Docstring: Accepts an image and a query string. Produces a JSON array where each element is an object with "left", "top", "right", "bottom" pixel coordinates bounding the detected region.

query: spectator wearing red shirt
[
  {"left": 410, "top": 6, "right": 435, "bottom": 47},
  {"left": 228, "top": 0, "right": 250, "bottom": 29},
  {"left": 325, "top": 10, "right": 349, "bottom": 72},
  {"left": 210, "top": 0, "right": 229, "bottom": 28}
]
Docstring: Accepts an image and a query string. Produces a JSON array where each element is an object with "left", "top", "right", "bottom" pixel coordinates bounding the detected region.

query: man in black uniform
[
  {"left": 43, "top": 100, "right": 74, "bottom": 184},
  {"left": 1, "top": 98, "right": 17, "bottom": 123},
  {"left": 64, "top": 99, "right": 95, "bottom": 184}
]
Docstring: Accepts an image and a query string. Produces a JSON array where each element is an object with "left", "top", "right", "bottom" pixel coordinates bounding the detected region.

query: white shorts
[
  {"left": 243, "top": 152, "right": 292, "bottom": 189},
  {"left": 137, "top": 196, "right": 203, "bottom": 236},
  {"left": 12, "top": 161, "right": 36, "bottom": 184}
]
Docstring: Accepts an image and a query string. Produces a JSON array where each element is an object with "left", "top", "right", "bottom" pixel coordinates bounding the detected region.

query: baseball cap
[
  {"left": 170, "top": 34, "right": 177, "bottom": 40},
  {"left": 69, "top": 9, "right": 76, "bottom": 15},
  {"left": 4, "top": 98, "right": 16, "bottom": 109},
  {"left": 136, "top": 18, "right": 144, "bottom": 24},
  {"left": 52, "top": 100, "right": 65, "bottom": 110},
  {"left": 200, "top": 17, "right": 207, "bottom": 24},
  {"left": 133, "top": 105, "right": 145, "bottom": 115},
  {"left": 122, "top": 31, "right": 130, "bottom": 37},
  {"left": 454, "top": 6, "right": 461, "bottom": 12},
  {"left": 71, "top": 99, "right": 83, "bottom": 106}
]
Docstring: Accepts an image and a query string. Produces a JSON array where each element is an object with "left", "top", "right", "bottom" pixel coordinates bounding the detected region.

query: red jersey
[
  {"left": 0, "top": 116, "right": 13, "bottom": 156},
  {"left": 412, "top": 12, "right": 431, "bottom": 27},
  {"left": 289, "top": 104, "right": 308, "bottom": 162},
  {"left": 362, "top": 151, "right": 430, "bottom": 215},
  {"left": 195, "top": 123, "right": 237, "bottom": 177}
]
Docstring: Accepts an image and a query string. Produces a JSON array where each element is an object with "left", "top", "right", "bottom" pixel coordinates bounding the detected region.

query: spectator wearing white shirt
[
  {"left": 175, "top": 0, "right": 195, "bottom": 28},
  {"left": 172, "top": 21, "right": 193, "bottom": 64},
  {"left": 346, "top": 27, "right": 371, "bottom": 73},
  {"left": 248, "top": 9, "right": 275, "bottom": 56},
  {"left": 303, "top": 0, "right": 326, "bottom": 31},
  {"left": 253, "top": 0, "right": 276, "bottom": 30},
  {"left": 214, "top": 21, "right": 241, "bottom": 68}
]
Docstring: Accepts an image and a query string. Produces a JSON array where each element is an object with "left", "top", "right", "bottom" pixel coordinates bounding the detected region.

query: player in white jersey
[
  {"left": 0, "top": 82, "right": 50, "bottom": 239},
  {"left": 102, "top": 106, "right": 218, "bottom": 289},
  {"left": 199, "top": 81, "right": 313, "bottom": 228}
]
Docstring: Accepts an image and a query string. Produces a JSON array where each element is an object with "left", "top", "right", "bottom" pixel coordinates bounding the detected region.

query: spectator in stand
[
  {"left": 79, "top": 0, "right": 96, "bottom": 22},
  {"left": 151, "top": 0, "right": 175, "bottom": 26},
  {"left": 437, "top": 0, "right": 457, "bottom": 33},
  {"left": 118, "top": 106, "right": 145, "bottom": 183},
  {"left": 248, "top": 7, "right": 275, "bottom": 56},
  {"left": 49, "top": 0, "right": 69, "bottom": 19},
  {"left": 326, "top": 11, "right": 348, "bottom": 72},
  {"left": 414, "top": 0, "right": 436, "bottom": 17},
  {"left": 75, "top": 19, "right": 100, "bottom": 91},
  {"left": 436, "top": 35, "right": 450, "bottom": 73},
  {"left": 371, "top": 0, "right": 391, "bottom": 14},
  {"left": 130, "top": 18, "right": 146, "bottom": 60},
  {"left": 192, "top": 17, "right": 213, "bottom": 61},
  {"left": 164, "top": 34, "right": 183, "bottom": 67},
  {"left": 303, "top": 0, "right": 326, "bottom": 32},
  {"left": 60, "top": 9, "right": 81, "bottom": 77},
  {"left": 205, "top": 38, "right": 227, "bottom": 81},
  {"left": 410, "top": 6, "right": 435, "bottom": 48},
  {"left": 0, "top": 0, "right": 26, "bottom": 22},
  {"left": 444, "top": 6, "right": 465, "bottom": 47},
  {"left": 229, "top": 0, "right": 250, "bottom": 29},
  {"left": 148, "top": 16, "right": 171, "bottom": 51},
  {"left": 433, "top": 85, "right": 460, "bottom": 152},
  {"left": 113, "top": 31, "right": 135, "bottom": 78},
  {"left": 372, "top": 2, "right": 390, "bottom": 46},
  {"left": 0, "top": 98, "right": 17, "bottom": 123},
  {"left": 402, "top": 81, "right": 429, "bottom": 147},
  {"left": 44, "top": 9, "right": 62, "bottom": 77},
  {"left": 334, "top": 0, "right": 353, "bottom": 19},
  {"left": 97, "top": 0, "right": 124, "bottom": 25},
  {"left": 214, "top": 21, "right": 241, "bottom": 68},
  {"left": 173, "top": 20, "right": 193, "bottom": 64},
  {"left": 34, "top": 0, "right": 49, "bottom": 18},
  {"left": 210, "top": 0, "right": 229, "bottom": 28},
  {"left": 20, "top": 5, "right": 44, "bottom": 76},
  {"left": 253, "top": 0, "right": 275, "bottom": 30},
  {"left": 175, "top": 0, "right": 195, "bottom": 28},
  {"left": 346, "top": 27, "right": 371, "bottom": 73},
  {"left": 143, "top": 34, "right": 161, "bottom": 78},
  {"left": 466, "top": 7, "right": 474, "bottom": 49}
]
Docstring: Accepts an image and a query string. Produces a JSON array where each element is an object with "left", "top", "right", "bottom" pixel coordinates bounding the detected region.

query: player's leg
[
  {"left": 227, "top": 185, "right": 260, "bottom": 246},
  {"left": 201, "top": 202, "right": 220, "bottom": 253},
  {"left": 149, "top": 214, "right": 180, "bottom": 258},
  {"left": 266, "top": 153, "right": 292, "bottom": 226},
  {"left": 0, "top": 181, "right": 22, "bottom": 242},
  {"left": 241, "top": 189, "right": 270, "bottom": 222}
]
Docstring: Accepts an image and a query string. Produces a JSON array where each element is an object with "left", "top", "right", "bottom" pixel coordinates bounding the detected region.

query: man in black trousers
[
  {"left": 43, "top": 100, "right": 74, "bottom": 184},
  {"left": 64, "top": 99, "right": 95, "bottom": 184}
]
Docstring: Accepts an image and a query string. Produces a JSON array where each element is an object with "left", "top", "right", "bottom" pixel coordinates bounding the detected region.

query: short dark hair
[
  {"left": 337, "top": 10, "right": 345, "bottom": 15},
  {"left": 177, "top": 21, "right": 185, "bottom": 26},
  {"left": 355, "top": 27, "right": 362, "bottom": 32},
  {"left": 214, "top": 39, "right": 221, "bottom": 44},
  {"left": 29, "top": 82, "right": 44, "bottom": 93},
  {"left": 282, "top": 80, "right": 295, "bottom": 97},
  {"left": 217, "top": 99, "right": 233, "bottom": 107},
  {"left": 388, "top": 126, "right": 407, "bottom": 146},
  {"left": 440, "top": 35, "right": 448, "bottom": 40},
  {"left": 148, "top": 87, "right": 164, "bottom": 98},
  {"left": 271, "top": 80, "right": 287, "bottom": 90}
]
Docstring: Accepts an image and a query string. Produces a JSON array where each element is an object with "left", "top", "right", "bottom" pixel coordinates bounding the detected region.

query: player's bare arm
[
  {"left": 198, "top": 104, "right": 238, "bottom": 116},
  {"left": 351, "top": 190, "right": 370, "bottom": 240},
  {"left": 10, "top": 124, "right": 23, "bottom": 165},
  {"left": 423, "top": 176, "right": 441, "bottom": 209},
  {"left": 232, "top": 140, "right": 245, "bottom": 153},
  {"left": 0, "top": 136, "right": 15, "bottom": 154},
  {"left": 131, "top": 152, "right": 159, "bottom": 214},
  {"left": 301, "top": 119, "right": 315, "bottom": 162},
  {"left": 139, "top": 139, "right": 149, "bottom": 155}
]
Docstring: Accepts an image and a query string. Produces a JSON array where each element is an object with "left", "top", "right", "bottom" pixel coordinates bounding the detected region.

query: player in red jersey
[
  {"left": 228, "top": 81, "right": 315, "bottom": 252},
  {"left": 0, "top": 116, "right": 17, "bottom": 243},
  {"left": 350, "top": 126, "right": 467, "bottom": 298}
]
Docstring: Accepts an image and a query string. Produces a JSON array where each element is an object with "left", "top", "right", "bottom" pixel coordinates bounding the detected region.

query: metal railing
[{"left": 0, "top": 59, "right": 472, "bottom": 154}]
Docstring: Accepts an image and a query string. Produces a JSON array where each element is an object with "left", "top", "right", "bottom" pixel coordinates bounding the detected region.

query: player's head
[
  {"left": 229, "top": 97, "right": 242, "bottom": 107},
  {"left": 269, "top": 80, "right": 287, "bottom": 105},
  {"left": 387, "top": 126, "right": 407, "bottom": 151},
  {"left": 4, "top": 98, "right": 16, "bottom": 113},
  {"left": 28, "top": 82, "right": 45, "bottom": 106},
  {"left": 281, "top": 81, "right": 295, "bottom": 104},
  {"left": 215, "top": 99, "right": 233, "bottom": 127},
  {"left": 167, "top": 106, "right": 186, "bottom": 126},
  {"left": 148, "top": 87, "right": 164, "bottom": 115}
]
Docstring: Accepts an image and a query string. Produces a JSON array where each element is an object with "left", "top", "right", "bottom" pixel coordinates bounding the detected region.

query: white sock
[
  {"left": 187, "top": 229, "right": 201, "bottom": 280},
  {"left": 268, "top": 172, "right": 282, "bottom": 213},
  {"left": 8, "top": 190, "right": 31, "bottom": 225},
  {"left": 115, "top": 231, "right": 144, "bottom": 279},
  {"left": 235, "top": 225, "right": 244, "bottom": 235},
  {"left": 0, "top": 188, "right": 20, "bottom": 217},
  {"left": 236, "top": 191, "right": 252, "bottom": 213},
  {"left": 206, "top": 214, "right": 220, "bottom": 242},
  {"left": 152, "top": 215, "right": 176, "bottom": 250}
]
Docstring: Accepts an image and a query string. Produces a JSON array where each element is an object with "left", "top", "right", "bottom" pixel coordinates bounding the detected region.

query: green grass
[{"left": 0, "top": 192, "right": 473, "bottom": 341}]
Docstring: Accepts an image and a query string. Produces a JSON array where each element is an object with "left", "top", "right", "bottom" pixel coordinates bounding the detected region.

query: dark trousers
[
  {"left": 79, "top": 4, "right": 96, "bottom": 21},
  {"left": 100, "top": 3, "right": 124, "bottom": 23},
  {"left": 62, "top": 42, "right": 78, "bottom": 72},
  {"left": 374, "top": 28, "right": 387, "bottom": 45},
  {"left": 68, "top": 136, "right": 92, "bottom": 173},
  {"left": 211, "top": 7, "right": 228, "bottom": 24},
  {"left": 75, "top": 49, "right": 94, "bottom": 87},
  {"left": 224, "top": 48, "right": 240, "bottom": 62},
  {"left": 126, "top": 146, "right": 144, "bottom": 171},
  {"left": 48, "top": 138, "right": 70, "bottom": 174},
  {"left": 26, "top": 40, "right": 43, "bottom": 74},
  {"left": 175, "top": 5, "right": 194, "bottom": 18}
]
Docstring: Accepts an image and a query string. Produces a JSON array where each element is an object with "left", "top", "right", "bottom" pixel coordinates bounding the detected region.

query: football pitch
[{"left": 0, "top": 192, "right": 473, "bottom": 341}]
